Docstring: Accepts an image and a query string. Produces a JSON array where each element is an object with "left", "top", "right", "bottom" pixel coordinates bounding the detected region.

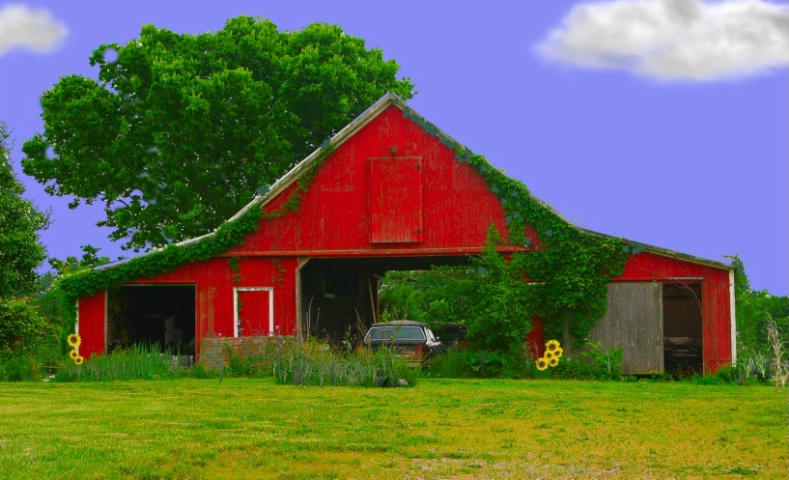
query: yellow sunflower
[
  {"left": 69, "top": 349, "right": 79, "bottom": 360},
  {"left": 545, "top": 339, "right": 560, "bottom": 352},
  {"left": 548, "top": 356, "right": 559, "bottom": 367},
  {"left": 536, "top": 357, "right": 549, "bottom": 371},
  {"left": 554, "top": 347, "right": 563, "bottom": 358},
  {"left": 544, "top": 350, "right": 555, "bottom": 360},
  {"left": 67, "top": 333, "right": 82, "bottom": 348},
  {"left": 74, "top": 356, "right": 84, "bottom": 365}
]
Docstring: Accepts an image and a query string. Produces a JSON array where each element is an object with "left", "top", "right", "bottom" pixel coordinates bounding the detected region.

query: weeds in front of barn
[
  {"left": 0, "top": 378, "right": 784, "bottom": 479},
  {"left": 270, "top": 340, "right": 418, "bottom": 387},
  {"left": 4, "top": 329, "right": 785, "bottom": 387},
  {"left": 57, "top": 343, "right": 179, "bottom": 382},
  {"left": 49, "top": 337, "right": 418, "bottom": 386}
]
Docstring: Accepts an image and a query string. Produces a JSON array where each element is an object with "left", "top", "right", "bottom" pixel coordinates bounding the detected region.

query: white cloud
[
  {"left": 535, "top": 0, "right": 789, "bottom": 82},
  {"left": 0, "top": 4, "right": 68, "bottom": 57}
]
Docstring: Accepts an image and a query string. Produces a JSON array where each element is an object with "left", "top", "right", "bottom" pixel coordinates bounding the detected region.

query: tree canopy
[
  {"left": 22, "top": 17, "right": 414, "bottom": 251},
  {"left": 0, "top": 122, "right": 49, "bottom": 299}
]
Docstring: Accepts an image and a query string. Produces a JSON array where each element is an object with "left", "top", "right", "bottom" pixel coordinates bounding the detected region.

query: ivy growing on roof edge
[
  {"left": 402, "top": 105, "right": 631, "bottom": 342},
  {"left": 54, "top": 145, "right": 335, "bottom": 327},
  {"left": 463, "top": 145, "right": 630, "bottom": 342}
]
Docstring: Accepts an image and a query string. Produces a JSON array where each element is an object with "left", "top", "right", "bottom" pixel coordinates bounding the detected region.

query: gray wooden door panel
[{"left": 589, "top": 282, "right": 663, "bottom": 374}]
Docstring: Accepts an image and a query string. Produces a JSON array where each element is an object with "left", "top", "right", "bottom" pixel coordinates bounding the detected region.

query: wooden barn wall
[
  {"left": 228, "top": 105, "right": 513, "bottom": 255},
  {"left": 79, "top": 257, "right": 298, "bottom": 357}
]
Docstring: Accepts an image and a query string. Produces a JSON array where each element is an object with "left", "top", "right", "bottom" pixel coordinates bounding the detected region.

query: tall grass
[
  {"left": 271, "top": 340, "right": 418, "bottom": 387},
  {"left": 49, "top": 339, "right": 419, "bottom": 386},
  {"left": 57, "top": 343, "right": 180, "bottom": 382}
]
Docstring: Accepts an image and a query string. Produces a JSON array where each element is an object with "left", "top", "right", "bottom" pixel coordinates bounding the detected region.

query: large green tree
[
  {"left": 0, "top": 122, "right": 49, "bottom": 299},
  {"left": 22, "top": 17, "right": 414, "bottom": 250}
]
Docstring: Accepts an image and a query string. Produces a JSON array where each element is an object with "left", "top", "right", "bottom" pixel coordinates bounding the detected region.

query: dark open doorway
[
  {"left": 299, "top": 256, "right": 469, "bottom": 344},
  {"left": 663, "top": 282, "right": 703, "bottom": 375},
  {"left": 107, "top": 285, "right": 196, "bottom": 356}
]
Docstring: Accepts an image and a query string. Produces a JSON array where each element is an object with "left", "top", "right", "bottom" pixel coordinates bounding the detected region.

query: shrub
[
  {"left": 0, "top": 299, "right": 48, "bottom": 352},
  {"left": 714, "top": 363, "right": 737, "bottom": 383},
  {"left": 553, "top": 342, "right": 623, "bottom": 380}
]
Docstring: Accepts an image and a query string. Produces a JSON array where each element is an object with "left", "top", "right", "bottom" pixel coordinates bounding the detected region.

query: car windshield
[{"left": 366, "top": 326, "right": 426, "bottom": 341}]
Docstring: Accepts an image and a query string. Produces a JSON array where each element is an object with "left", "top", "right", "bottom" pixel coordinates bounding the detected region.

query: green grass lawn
[{"left": 0, "top": 378, "right": 785, "bottom": 479}]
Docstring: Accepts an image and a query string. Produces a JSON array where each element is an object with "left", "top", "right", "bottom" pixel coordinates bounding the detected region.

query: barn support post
[
  {"left": 295, "top": 258, "right": 310, "bottom": 344},
  {"left": 74, "top": 300, "right": 79, "bottom": 336},
  {"left": 367, "top": 276, "right": 378, "bottom": 325},
  {"left": 729, "top": 269, "right": 737, "bottom": 366}
]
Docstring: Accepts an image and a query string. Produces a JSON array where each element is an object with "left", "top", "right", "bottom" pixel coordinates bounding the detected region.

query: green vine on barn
[{"left": 403, "top": 105, "right": 632, "bottom": 342}]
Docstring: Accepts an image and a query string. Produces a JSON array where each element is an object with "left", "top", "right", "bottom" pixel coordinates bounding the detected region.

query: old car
[{"left": 363, "top": 320, "right": 445, "bottom": 360}]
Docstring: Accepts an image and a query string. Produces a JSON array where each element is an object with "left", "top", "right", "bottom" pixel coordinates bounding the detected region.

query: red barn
[{"left": 73, "top": 94, "right": 735, "bottom": 374}]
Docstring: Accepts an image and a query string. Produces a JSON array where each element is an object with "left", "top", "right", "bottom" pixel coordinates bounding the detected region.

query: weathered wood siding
[{"left": 588, "top": 283, "right": 664, "bottom": 374}]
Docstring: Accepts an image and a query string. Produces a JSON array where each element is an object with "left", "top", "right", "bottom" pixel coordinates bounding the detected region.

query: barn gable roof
[
  {"left": 95, "top": 93, "right": 732, "bottom": 273},
  {"left": 177, "top": 92, "right": 577, "bottom": 250}
]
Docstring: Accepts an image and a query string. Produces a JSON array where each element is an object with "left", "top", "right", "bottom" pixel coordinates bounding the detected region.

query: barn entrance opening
[
  {"left": 299, "top": 256, "right": 469, "bottom": 347},
  {"left": 107, "top": 285, "right": 196, "bottom": 359},
  {"left": 662, "top": 282, "right": 703, "bottom": 375}
]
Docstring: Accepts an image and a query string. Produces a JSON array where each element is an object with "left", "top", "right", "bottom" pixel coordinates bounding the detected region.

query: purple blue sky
[{"left": 1, "top": 0, "right": 787, "bottom": 294}]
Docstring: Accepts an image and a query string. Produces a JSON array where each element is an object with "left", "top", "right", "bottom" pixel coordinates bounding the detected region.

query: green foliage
[
  {"left": 0, "top": 123, "right": 57, "bottom": 367},
  {"left": 426, "top": 349, "right": 475, "bottom": 378},
  {"left": 270, "top": 340, "right": 418, "bottom": 387},
  {"left": 0, "top": 348, "right": 56, "bottom": 382},
  {"left": 46, "top": 245, "right": 111, "bottom": 279},
  {"left": 552, "top": 342, "right": 624, "bottom": 380},
  {"left": 379, "top": 269, "right": 475, "bottom": 325},
  {"left": 729, "top": 255, "right": 789, "bottom": 357},
  {"left": 713, "top": 363, "right": 737, "bottom": 383},
  {"left": 22, "top": 17, "right": 413, "bottom": 251},
  {"left": 0, "top": 122, "right": 50, "bottom": 300},
  {"left": 379, "top": 230, "right": 533, "bottom": 356},
  {"left": 381, "top": 220, "right": 626, "bottom": 359},
  {"left": 426, "top": 347, "right": 540, "bottom": 379},
  {"left": 56, "top": 343, "right": 179, "bottom": 382},
  {"left": 35, "top": 245, "right": 113, "bottom": 337},
  {"left": 0, "top": 299, "right": 49, "bottom": 352},
  {"left": 457, "top": 150, "right": 629, "bottom": 343}
]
